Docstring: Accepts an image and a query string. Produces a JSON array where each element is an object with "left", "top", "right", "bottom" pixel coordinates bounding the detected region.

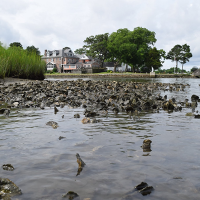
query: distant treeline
[{"left": 0, "top": 43, "right": 46, "bottom": 80}]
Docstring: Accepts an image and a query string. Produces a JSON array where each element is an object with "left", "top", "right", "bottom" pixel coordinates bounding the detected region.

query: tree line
[
  {"left": 75, "top": 27, "right": 192, "bottom": 73},
  {"left": 8, "top": 42, "right": 41, "bottom": 56}
]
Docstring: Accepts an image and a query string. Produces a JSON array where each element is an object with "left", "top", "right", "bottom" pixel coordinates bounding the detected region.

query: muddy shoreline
[
  {"left": 0, "top": 73, "right": 195, "bottom": 86},
  {"left": 45, "top": 73, "right": 194, "bottom": 79}
]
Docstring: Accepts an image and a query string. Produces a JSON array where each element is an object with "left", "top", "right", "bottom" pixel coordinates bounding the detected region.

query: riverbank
[{"left": 45, "top": 73, "right": 194, "bottom": 79}]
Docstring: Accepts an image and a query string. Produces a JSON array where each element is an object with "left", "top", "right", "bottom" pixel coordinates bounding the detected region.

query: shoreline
[
  {"left": 45, "top": 73, "right": 195, "bottom": 79},
  {"left": 0, "top": 74, "right": 195, "bottom": 85}
]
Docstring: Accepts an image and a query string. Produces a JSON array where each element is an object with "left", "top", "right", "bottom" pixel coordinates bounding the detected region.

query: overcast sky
[{"left": 0, "top": 0, "right": 199, "bottom": 71}]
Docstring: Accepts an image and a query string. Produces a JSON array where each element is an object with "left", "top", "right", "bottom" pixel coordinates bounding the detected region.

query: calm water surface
[{"left": 1, "top": 78, "right": 200, "bottom": 200}]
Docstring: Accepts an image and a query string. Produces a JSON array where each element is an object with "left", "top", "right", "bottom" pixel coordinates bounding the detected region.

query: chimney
[{"left": 44, "top": 49, "right": 47, "bottom": 56}]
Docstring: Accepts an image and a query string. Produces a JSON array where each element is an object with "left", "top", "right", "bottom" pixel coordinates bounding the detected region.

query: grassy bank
[
  {"left": 45, "top": 72, "right": 193, "bottom": 79},
  {"left": 0, "top": 46, "right": 46, "bottom": 80}
]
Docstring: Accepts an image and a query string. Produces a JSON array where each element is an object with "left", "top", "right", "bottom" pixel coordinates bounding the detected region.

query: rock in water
[
  {"left": 46, "top": 121, "right": 58, "bottom": 129},
  {"left": 2, "top": 164, "right": 14, "bottom": 171},
  {"left": 74, "top": 114, "right": 80, "bottom": 118},
  {"left": 58, "top": 136, "right": 65, "bottom": 140},
  {"left": 76, "top": 153, "right": 86, "bottom": 168},
  {"left": 139, "top": 186, "right": 154, "bottom": 196},
  {"left": 54, "top": 106, "right": 59, "bottom": 114},
  {"left": 81, "top": 118, "right": 90, "bottom": 124},
  {"left": 142, "top": 139, "right": 152, "bottom": 152},
  {"left": 135, "top": 182, "right": 148, "bottom": 190},
  {"left": 3, "top": 109, "right": 10, "bottom": 117},
  {"left": 0, "top": 178, "right": 22, "bottom": 199},
  {"left": 62, "top": 191, "right": 79, "bottom": 199}
]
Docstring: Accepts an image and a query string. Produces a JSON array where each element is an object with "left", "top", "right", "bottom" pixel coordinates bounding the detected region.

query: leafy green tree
[
  {"left": 179, "top": 44, "right": 192, "bottom": 73},
  {"left": 9, "top": 42, "right": 23, "bottom": 49},
  {"left": 166, "top": 44, "right": 192, "bottom": 73},
  {"left": 166, "top": 44, "right": 182, "bottom": 73},
  {"left": 191, "top": 66, "right": 198, "bottom": 72},
  {"left": 108, "top": 27, "right": 157, "bottom": 72},
  {"left": 63, "top": 47, "right": 70, "bottom": 50},
  {"left": 145, "top": 47, "right": 165, "bottom": 71},
  {"left": 107, "top": 28, "right": 130, "bottom": 72},
  {"left": 26, "top": 45, "right": 40, "bottom": 56},
  {"left": 74, "top": 48, "right": 86, "bottom": 55},
  {"left": 83, "top": 33, "right": 110, "bottom": 67},
  {"left": 140, "top": 66, "right": 151, "bottom": 73},
  {"left": 165, "top": 67, "right": 186, "bottom": 74},
  {"left": 0, "top": 41, "right": 3, "bottom": 46},
  {"left": 128, "top": 27, "right": 157, "bottom": 72}
]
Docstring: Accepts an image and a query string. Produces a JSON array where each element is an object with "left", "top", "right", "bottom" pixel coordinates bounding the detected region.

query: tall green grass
[{"left": 0, "top": 46, "right": 46, "bottom": 80}]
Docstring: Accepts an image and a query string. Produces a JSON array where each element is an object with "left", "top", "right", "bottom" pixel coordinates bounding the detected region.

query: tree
[
  {"left": 140, "top": 66, "right": 151, "bottom": 73},
  {"left": 9, "top": 42, "right": 23, "bottom": 49},
  {"left": 179, "top": 44, "right": 192, "bottom": 73},
  {"left": 26, "top": 45, "right": 40, "bottom": 56},
  {"left": 166, "top": 44, "right": 182, "bottom": 73},
  {"left": 166, "top": 44, "right": 192, "bottom": 73},
  {"left": 74, "top": 48, "right": 86, "bottom": 55},
  {"left": 108, "top": 27, "right": 157, "bottom": 72},
  {"left": 145, "top": 47, "right": 165, "bottom": 71},
  {"left": 191, "top": 66, "right": 198, "bottom": 72},
  {"left": 107, "top": 28, "right": 130, "bottom": 72},
  {"left": 63, "top": 47, "right": 70, "bottom": 50},
  {"left": 83, "top": 33, "right": 110, "bottom": 67}
]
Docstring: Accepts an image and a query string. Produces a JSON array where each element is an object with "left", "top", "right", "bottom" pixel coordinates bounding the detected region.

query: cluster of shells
[{"left": 0, "top": 79, "right": 197, "bottom": 117}]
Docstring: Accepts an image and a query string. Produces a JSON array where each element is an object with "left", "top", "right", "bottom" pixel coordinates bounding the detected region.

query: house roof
[
  {"left": 47, "top": 61, "right": 55, "bottom": 65},
  {"left": 42, "top": 48, "right": 79, "bottom": 59},
  {"left": 85, "top": 61, "right": 98, "bottom": 64},
  {"left": 75, "top": 53, "right": 93, "bottom": 60}
]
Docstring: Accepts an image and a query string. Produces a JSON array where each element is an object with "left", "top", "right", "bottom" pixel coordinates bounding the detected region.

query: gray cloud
[
  {"left": 0, "top": 0, "right": 199, "bottom": 70},
  {"left": 0, "top": 19, "right": 20, "bottom": 47}
]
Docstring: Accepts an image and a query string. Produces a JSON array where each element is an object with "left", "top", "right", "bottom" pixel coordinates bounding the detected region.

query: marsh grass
[{"left": 0, "top": 46, "right": 46, "bottom": 80}]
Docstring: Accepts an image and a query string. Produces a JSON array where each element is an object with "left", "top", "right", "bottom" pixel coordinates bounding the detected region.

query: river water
[{"left": 0, "top": 78, "right": 200, "bottom": 200}]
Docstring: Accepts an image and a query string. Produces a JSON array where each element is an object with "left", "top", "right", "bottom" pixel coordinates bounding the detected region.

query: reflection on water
[{"left": 0, "top": 78, "right": 200, "bottom": 199}]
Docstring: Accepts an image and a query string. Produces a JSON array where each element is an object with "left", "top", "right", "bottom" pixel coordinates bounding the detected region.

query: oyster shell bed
[
  {"left": 0, "top": 79, "right": 196, "bottom": 114},
  {"left": 0, "top": 79, "right": 199, "bottom": 199}
]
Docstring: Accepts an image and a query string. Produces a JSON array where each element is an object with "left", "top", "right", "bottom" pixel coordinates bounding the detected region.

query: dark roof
[{"left": 85, "top": 61, "right": 100, "bottom": 65}]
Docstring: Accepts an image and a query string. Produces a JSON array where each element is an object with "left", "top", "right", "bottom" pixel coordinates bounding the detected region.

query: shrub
[{"left": 52, "top": 68, "right": 58, "bottom": 73}]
